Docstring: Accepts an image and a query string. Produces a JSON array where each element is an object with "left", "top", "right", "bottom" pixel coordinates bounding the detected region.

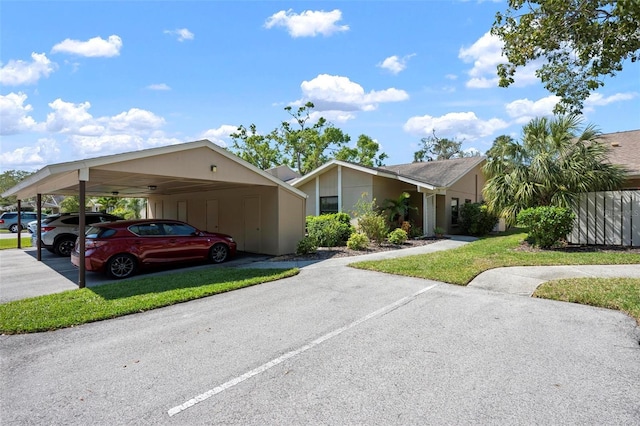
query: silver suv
[
  {"left": 0, "top": 211, "right": 45, "bottom": 233},
  {"left": 32, "top": 212, "right": 122, "bottom": 256}
]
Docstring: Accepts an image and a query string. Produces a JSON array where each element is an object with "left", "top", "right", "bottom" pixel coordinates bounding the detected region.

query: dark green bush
[
  {"left": 387, "top": 228, "right": 408, "bottom": 245},
  {"left": 459, "top": 202, "right": 499, "bottom": 236},
  {"left": 516, "top": 206, "right": 576, "bottom": 248},
  {"left": 306, "top": 214, "right": 354, "bottom": 247},
  {"left": 296, "top": 236, "right": 318, "bottom": 255}
]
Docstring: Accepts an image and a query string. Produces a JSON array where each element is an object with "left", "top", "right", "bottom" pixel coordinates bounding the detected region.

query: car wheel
[
  {"left": 107, "top": 254, "right": 137, "bottom": 279},
  {"left": 9, "top": 224, "right": 19, "bottom": 233},
  {"left": 209, "top": 243, "right": 229, "bottom": 263},
  {"left": 54, "top": 237, "right": 76, "bottom": 257}
]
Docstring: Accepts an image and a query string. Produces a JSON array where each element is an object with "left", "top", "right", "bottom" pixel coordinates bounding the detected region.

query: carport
[{"left": 2, "top": 140, "right": 307, "bottom": 287}]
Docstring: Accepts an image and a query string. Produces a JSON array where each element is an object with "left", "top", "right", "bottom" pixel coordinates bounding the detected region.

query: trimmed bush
[
  {"left": 387, "top": 228, "right": 408, "bottom": 245},
  {"left": 347, "top": 232, "right": 370, "bottom": 250},
  {"left": 296, "top": 236, "right": 318, "bottom": 255},
  {"left": 459, "top": 202, "right": 499, "bottom": 236},
  {"left": 351, "top": 194, "right": 388, "bottom": 245},
  {"left": 516, "top": 206, "right": 576, "bottom": 248},
  {"left": 306, "top": 214, "right": 354, "bottom": 247}
]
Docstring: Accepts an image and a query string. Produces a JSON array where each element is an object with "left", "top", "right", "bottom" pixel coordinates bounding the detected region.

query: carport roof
[{"left": 3, "top": 139, "right": 308, "bottom": 200}]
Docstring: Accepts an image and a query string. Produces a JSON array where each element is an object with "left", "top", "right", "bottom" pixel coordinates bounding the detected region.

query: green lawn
[
  {"left": 351, "top": 231, "right": 640, "bottom": 323},
  {"left": 0, "top": 267, "right": 298, "bottom": 334},
  {"left": 535, "top": 277, "right": 640, "bottom": 324},
  {"left": 0, "top": 236, "right": 32, "bottom": 250}
]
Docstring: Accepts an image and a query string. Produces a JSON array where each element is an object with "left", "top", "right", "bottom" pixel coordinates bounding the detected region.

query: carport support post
[
  {"left": 78, "top": 179, "right": 86, "bottom": 288},
  {"left": 17, "top": 200, "right": 22, "bottom": 249},
  {"left": 36, "top": 194, "right": 42, "bottom": 261}
]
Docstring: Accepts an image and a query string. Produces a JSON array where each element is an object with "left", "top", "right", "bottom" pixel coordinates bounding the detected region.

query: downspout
[
  {"left": 315, "top": 176, "right": 320, "bottom": 216},
  {"left": 17, "top": 199, "right": 22, "bottom": 249},
  {"left": 36, "top": 193, "right": 42, "bottom": 261},
  {"left": 78, "top": 168, "right": 89, "bottom": 289},
  {"left": 338, "top": 165, "right": 342, "bottom": 213}
]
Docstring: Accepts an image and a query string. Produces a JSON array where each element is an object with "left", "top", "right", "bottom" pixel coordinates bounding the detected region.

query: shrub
[
  {"left": 387, "top": 228, "right": 408, "bottom": 245},
  {"left": 516, "top": 206, "right": 576, "bottom": 248},
  {"left": 296, "top": 236, "right": 318, "bottom": 255},
  {"left": 458, "top": 202, "right": 499, "bottom": 236},
  {"left": 306, "top": 214, "right": 354, "bottom": 247},
  {"left": 347, "top": 232, "right": 370, "bottom": 250},
  {"left": 351, "top": 194, "right": 388, "bottom": 245}
]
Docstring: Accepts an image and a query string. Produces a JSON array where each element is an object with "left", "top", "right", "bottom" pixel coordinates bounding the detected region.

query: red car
[{"left": 71, "top": 219, "right": 237, "bottom": 279}]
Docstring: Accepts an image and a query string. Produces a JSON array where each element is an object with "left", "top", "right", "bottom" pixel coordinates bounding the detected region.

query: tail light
[
  {"left": 41, "top": 226, "right": 56, "bottom": 232},
  {"left": 85, "top": 240, "right": 108, "bottom": 249},
  {"left": 0, "top": 220, "right": 4, "bottom": 224}
]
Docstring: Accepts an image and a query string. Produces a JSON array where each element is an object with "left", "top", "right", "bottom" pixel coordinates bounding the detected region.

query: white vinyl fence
[{"left": 568, "top": 191, "right": 640, "bottom": 246}]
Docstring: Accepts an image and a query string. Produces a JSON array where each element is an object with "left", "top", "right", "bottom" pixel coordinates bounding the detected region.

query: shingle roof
[
  {"left": 380, "top": 156, "right": 486, "bottom": 188},
  {"left": 599, "top": 129, "right": 640, "bottom": 177}
]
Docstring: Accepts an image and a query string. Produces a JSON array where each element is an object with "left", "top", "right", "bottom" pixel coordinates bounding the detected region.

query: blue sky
[{"left": 1, "top": 1, "right": 638, "bottom": 173}]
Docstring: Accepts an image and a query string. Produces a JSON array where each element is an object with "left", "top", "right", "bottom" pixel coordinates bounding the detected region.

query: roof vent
[{"left": 611, "top": 142, "right": 620, "bottom": 147}]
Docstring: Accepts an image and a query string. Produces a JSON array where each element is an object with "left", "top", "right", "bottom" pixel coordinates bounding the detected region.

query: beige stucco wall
[
  {"left": 148, "top": 184, "right": 305, "bottom": 256},
  {"left": 441, "top": 163, "right": 486, "bottom": 234}
]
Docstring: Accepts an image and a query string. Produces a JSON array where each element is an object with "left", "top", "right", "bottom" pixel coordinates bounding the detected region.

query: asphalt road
[{"left": 2, "top": 248, "right": 639, "bottom": 425}]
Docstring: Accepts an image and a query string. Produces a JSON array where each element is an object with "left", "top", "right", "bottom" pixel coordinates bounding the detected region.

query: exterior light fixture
[
  {"left": 210, "top": 165, "right": 217, "bottom": 172},
  {"left": 148, "top": 185, "right": 157, "bottom": 191},
  {"left": 111, "top": 191, "right": 119, "bottom": 196}
]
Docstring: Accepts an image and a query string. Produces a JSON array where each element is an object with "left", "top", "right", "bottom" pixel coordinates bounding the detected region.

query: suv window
[{"left": 1, "top": 213, "right": 17, "bottom": 219}]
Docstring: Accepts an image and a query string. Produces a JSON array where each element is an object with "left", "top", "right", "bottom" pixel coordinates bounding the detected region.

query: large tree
[
  {"left": 335, "top": 134, "right": 388, "bottom": 167},
  {"left": 483, "top": 116, "right": 626, "bottom": 225},
  {"left": 492, "top": 0, "right": 640, "bottom": 114},
  {"left": 279, "top": 102, "right": 351, "bottom": 175},
  {"left": 413, "top": 132, "right": 476, "bottom": 162},
  {"left": 0, "top": 170, "right": 34, "bottom": 207},
  {"left": 230, "top": 124, "right": 282, "bottom": 170}
]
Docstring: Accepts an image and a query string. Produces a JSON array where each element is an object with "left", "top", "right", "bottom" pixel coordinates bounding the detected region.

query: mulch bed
[{"left": 270, "top": 237, "right": 443, "bottom": 261}]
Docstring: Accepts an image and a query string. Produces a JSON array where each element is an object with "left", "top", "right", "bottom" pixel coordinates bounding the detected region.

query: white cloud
[
  {"left": 0, "top": 92, "right": 38, "bottom": 135},
  {"left": 265, "top": 9, "right": 349, "bottom": 37},
  {"left": 299, "top": 74, "right": 409, "bottom": 113},
  {"left": 0, "top": 138, "right": 60, "bottom": 169},
  {"left": 70, "top": 134, "right": 145, "bottom": 156},
  {"left": 505, "top": 95, "right": 559, "bottom": 123},
  {"left": 459, "top": 32, "right": 539, "bottom": 89},
  {"left": 147, "top": 83, "right": 171, "bottom": 91},
  {"left": 164, "top": 28, "right": 194, "bottom": 42},
  {"left": 403, "top": 111, "right": 508, "bottom": 140},
  {"left": 199, "top": 125, "right": 239, "bottom": 147},
  {"left": 107, "top": 108, "right": 165, "bottom": 132},
  {"left": 51, "top": 35, "right": 122, "bottom": 57},
  {"left": 45, "top": 99, "right": 94, "bottom": 133},
  {"left": 378, "top": 54, "right": 415, "bottom": 75},
  {"left": 0, "top": 53, "right": 56, "bottom": 86},
  {"left": 585, "top": 92, "right": 637, "bottom": 107}
]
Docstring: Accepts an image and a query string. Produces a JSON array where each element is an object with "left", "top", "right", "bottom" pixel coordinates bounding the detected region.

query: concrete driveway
[{"left": 1, "top": 241, "right": 640, "bottom": 424}]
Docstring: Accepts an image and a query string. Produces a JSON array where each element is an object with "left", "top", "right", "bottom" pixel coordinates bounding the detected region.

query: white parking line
[{"left": 167, "top": 282, "right": 439, "bottom": 417}]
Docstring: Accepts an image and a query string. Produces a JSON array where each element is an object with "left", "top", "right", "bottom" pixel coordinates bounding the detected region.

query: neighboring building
[
  {"left": 599, "top": 129, "right": 640, "bottom": 189},
  {"left": 291, "top": 157, "right": 486, "bottom": 236},
  {"left": 265, "top": 165, "right": 301, "bottom": 183}
]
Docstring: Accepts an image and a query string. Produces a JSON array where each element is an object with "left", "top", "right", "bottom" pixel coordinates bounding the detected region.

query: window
[
  {"left": 319, "top": 196, "right": 338, "bottom": 214},
  {"left": 451, "top": 198, "right": 459, "bottom": 226}
]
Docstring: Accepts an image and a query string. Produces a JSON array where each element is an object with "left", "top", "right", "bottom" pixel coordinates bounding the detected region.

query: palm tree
[
  {"left": 383, "top": 192, "right": 418, "bottom": 228},
  {"left": 483, "top": 116, "right": 626, "bottom": 225}
]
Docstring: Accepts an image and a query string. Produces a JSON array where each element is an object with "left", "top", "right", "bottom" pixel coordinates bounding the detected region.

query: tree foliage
[
  {"left": 483, "top": 115, "right": 626, "bottom": 225},
  {"left": 230, "top": 124, "right": 282, "bottom": 170},
  {"left": 492, "top": 0, "right": 640, "bottom": 114},
  {"left": 413, "top": 131, "right": 477, "bottom": 162},
  {"left": 335, "top": 134, "right": 388, "bottom": 167},
  {"left": 233, "top": 103, "right": 387, "bottom": 174},
  {"left": 0, "top": 170, "right": 33, "bottom": 207}
]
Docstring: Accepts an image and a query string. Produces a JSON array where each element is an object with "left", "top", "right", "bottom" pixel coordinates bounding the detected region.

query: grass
[
  {"left": 0, "top": 236, "right": 32, "bottom": 250},
  {"left": 350, "top": 231, "right": 640, "bottom": 285},
  {"left": 534, "top": 278, "right": 640, "bottom": 324},
  {"left": 0, "top": 267, "right": 299, "bottom": 334},
  {"left": 351, "top": 231, "right": 640, "bottom": 323}
]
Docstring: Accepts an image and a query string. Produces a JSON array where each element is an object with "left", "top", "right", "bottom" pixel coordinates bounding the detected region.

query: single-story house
[
  {"left": 290, "top": 156, "right": 487, "bottom": 236},
  {"left": 3, "top": 140, "right": 307, "bottom": 257}
]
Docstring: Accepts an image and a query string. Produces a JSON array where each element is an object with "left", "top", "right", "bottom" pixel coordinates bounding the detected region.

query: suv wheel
[
  {"left": 54, "top": 237, "right": 76, "bottom": 257},
  {"left": 107, "top": 254, "right": 137, "bottom": 279},
  {"left": 9, "top": 224, "right": 20, "bottom": 233}
]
